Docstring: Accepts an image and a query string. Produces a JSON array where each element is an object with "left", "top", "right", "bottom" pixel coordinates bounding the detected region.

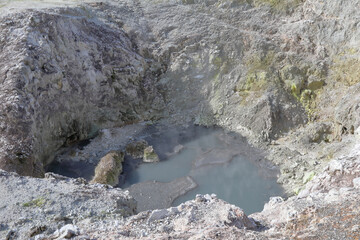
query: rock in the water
[
  {"left": 90, "top": 151, "right": 124, "bottom": 186},
  {"left": 143, "top": 146, "right": 160, "bottom": 163},
  {"left": 125, "top": 140, "right": 149, "bottom": 159},
  {"left": 126, "top": 141, "right": 160, "bottom": 163}
]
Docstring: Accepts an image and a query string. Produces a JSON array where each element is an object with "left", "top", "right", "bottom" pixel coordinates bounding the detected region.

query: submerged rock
[
  {"left": 127, "top": 176, "right": 197, "bottom": 212},
  {"left": 165, "top": 144, "right": 184, "bottom": 157},
  {"left": 90, "top": 151, "right": 124, "bottom": 186}
]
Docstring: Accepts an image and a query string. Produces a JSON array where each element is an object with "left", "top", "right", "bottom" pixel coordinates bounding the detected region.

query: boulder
[
  {"left": 125, "top": 140, "right": 149, "bottom": 159},
  {"left": 53, "top": 224, "right": 80, "bottom": 239},
  {"left": 90, "top": 151, "right": 124, "bottom": 186},
  {"left": 143, "top": 146, "right": 160, "bottom": 163}
]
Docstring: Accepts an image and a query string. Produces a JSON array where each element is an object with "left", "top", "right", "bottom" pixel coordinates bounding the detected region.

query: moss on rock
[
  {"left": 143, "top": 146, "right": 160, "bottom": 163},
  {"left": 90, "top": 151, "right": 124, "bottom": 186},
  {"left": 23, "top": 197, "right": 46, "bottom": 208},
  {"left": 126, "top": 140, "right": 149, "bottom": 159}
]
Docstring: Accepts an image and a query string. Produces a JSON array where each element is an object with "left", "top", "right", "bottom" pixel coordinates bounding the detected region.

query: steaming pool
[{"left": 48, "top": 124, "right": 284, "bottom": 214}]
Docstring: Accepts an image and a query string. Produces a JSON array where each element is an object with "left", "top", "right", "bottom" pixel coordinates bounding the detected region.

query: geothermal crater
[{"left": 2, "top": 0, "right": 360, "bottom": 239}]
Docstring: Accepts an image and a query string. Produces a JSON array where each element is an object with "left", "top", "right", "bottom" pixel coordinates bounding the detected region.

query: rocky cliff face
[
  {"left": 1, "top": 0, "right": 360, "bottom": 239},
  {"left": 0, "top": 5, "right": 166, "bottom": 176}
]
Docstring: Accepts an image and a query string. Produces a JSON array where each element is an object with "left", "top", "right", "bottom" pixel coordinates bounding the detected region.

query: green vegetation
[
  {"left": 211, "top": 54, "right": 233, "bottom": 74},
  {"left": 291, "top": 83, "right": 298, "bottom": 98},
  {"left": 23, "top": 197, "right": 46, "bottom": 208},
  {"left": 243, "top": 71, "right": 268, "bottom": 91}
]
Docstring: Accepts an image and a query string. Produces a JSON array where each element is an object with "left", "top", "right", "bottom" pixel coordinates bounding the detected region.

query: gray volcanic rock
[
  {"left": 78, "top": 193, "right": 259, "bottom": 239},
  {"left": 0, "top": 170, "right": 136, "bottom": 240},
  {"left": 74, "top": 145, "right": 360, "bottom": 239},
  {"left": 0, "top": 5, "right": 165, "bottom": 177}
]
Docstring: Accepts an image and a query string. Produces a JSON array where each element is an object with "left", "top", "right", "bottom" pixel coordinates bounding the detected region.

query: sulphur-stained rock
[
  {"left": 143, "top": 146, "right": 160, "bottom": 163},
  {"left": 125, "top": 140, "right": 149, "bottom": 159},
  {"left": 90, "top": 151, "right": 124, "bottom": 186}
]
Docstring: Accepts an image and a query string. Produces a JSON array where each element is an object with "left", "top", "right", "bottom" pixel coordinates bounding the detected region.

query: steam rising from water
[
  {"left": 122, "top": 125, "right": 284, "bottom": 214},
  {"left": 47, "top": 124, "right": 284, "bottom": 214}
]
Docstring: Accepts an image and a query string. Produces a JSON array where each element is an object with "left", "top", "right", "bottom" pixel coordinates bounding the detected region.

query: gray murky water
[
  {"left": 121, "top": 126, "right": 284, "bottom": 214},
  {"left": 48, "top": 124, "right": 284, "bottom": 214}
]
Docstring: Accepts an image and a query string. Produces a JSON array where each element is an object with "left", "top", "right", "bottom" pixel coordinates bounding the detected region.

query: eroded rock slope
[{"left": 0, "top": 4, "right": 165, "bottom": 176}]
